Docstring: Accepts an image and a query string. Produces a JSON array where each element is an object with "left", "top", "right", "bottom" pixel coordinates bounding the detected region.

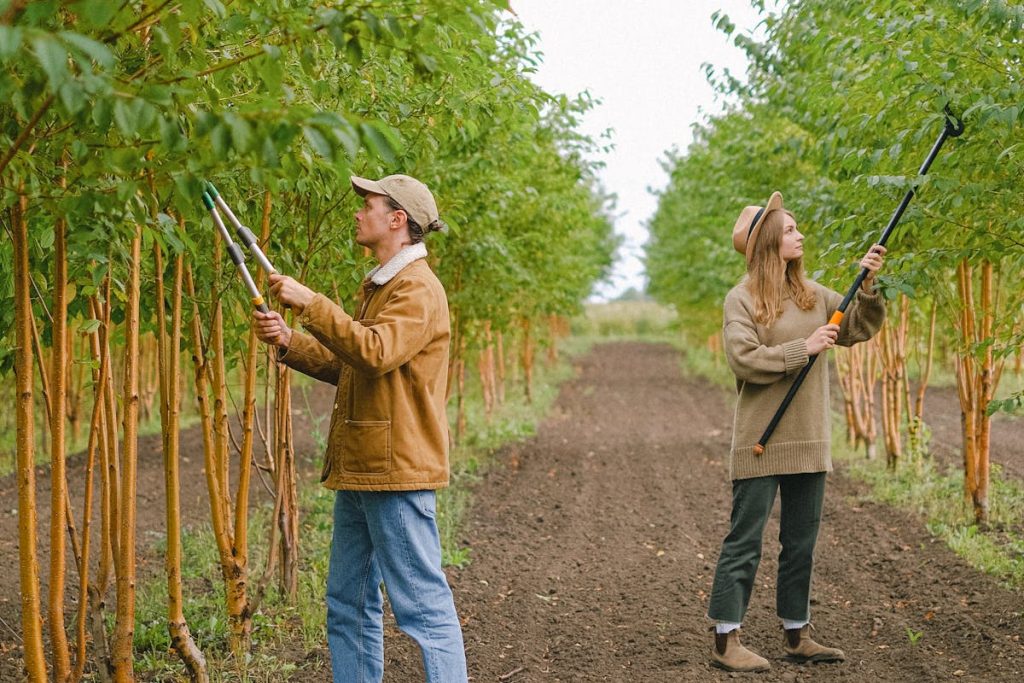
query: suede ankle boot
[
  {"left": 711, "top": 627, "right": 770, "bottom": 672},
  {"left": 783, "top": 624, "right": 845, "bottom": 663}
]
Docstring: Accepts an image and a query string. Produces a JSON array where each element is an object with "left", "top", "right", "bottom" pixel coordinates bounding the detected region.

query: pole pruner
[
  {"left": 752, "top": 105, "right": 965, "bottom": 457},
  {"left": 200, "top": 181, "right": 277, "bottom": 314}
]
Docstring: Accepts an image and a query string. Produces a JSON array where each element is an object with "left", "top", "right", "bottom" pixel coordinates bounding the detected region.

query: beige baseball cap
[{"left": 351, "top": 174, "right": 439, "bottom": 227}]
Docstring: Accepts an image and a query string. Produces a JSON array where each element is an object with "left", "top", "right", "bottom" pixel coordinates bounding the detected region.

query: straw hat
[{"left": 732, "top": 191, "right": 784, "bottom": 263}]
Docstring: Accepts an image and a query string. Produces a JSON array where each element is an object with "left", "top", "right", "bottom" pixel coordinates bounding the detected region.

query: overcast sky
[{"left": 510, "top": 1, "right": 769, "bottom": 300}]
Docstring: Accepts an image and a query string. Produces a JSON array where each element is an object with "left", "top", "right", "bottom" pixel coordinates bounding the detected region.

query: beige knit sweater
[{"left": 723, "top": 280, "right": 885, "bottom": 480}]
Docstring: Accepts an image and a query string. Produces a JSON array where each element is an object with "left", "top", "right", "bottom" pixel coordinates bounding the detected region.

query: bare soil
[
  {"left": 3, "top": 342, "right": 1024, "bottom": 682},
  {"left": 377, "top": 343, "right": 1024, "bottom": 682},
  {"left": 921, "top": 384, "right": 1024, "bottom": 482}
]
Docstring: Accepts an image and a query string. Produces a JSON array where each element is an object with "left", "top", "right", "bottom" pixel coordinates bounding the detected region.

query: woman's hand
[
  {"left": 860, "top": 244, "right": 886, "bottom": 291},
  {"left": 806, "top": 323, "right": 840, "bottom": 355},
  {"left": 253, "top": 310, "right": 292, "bottom": 348}
]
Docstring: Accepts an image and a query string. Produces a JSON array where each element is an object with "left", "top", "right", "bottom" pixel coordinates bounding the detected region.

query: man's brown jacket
[{"left": 279, "top": 246, "right": 450, "bottom": 490}]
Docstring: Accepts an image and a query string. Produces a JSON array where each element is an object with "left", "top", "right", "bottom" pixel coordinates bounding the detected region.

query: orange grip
[{"left": 829, "top": 311, "right": 844, "bottom": 326}]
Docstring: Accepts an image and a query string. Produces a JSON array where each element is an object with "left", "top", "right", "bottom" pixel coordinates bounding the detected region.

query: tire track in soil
[{"left": 381, "top": 341, "right": 1024, "bottom": 682}]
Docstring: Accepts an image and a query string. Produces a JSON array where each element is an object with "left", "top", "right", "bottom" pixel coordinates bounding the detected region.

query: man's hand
[
  {"left": 254, "top": 310, "right": 293, "bottom": 348},
  {"left": 269, "top": 273, "right": 316, "bottom": 312}
]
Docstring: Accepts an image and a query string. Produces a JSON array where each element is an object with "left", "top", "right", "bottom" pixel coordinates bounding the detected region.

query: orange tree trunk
[
  {"left": 835, "top": 341, "right": 878, "bottom": 459},
  {"left": 878, "top": 296, "right": 909, "bottom": 470},
  {"left": 49, "top": 200, "right": 72, "bottom": 680},
  {"left": 495, "top": 329, "right": 506, "bottom": 405},
  {"left": 155, "top": 244, "right": 208, "bottom": 681},
  {"left": 477, "top": 322, "right": 495, "bottom": 417},
  {"left": 111, "top": 224, "right": 142, "bottom": 682},
  {"left": 185, "top": 263, "right": 252, "bottom": 659},
  {"left": 954, "top": 259, "right": 1002, "bottom": 527},
  {"left": 907, "top": 300, "right": 937, "bottom": 460},
  {"left": 72, "top": 288, "right": 115, "bottom": 683},
  {"left": 521, "top": 317, "right": 534, "bottom": 404},
  {"left": 274, "top": 363, "right": 299, "bottom": 601},
  {"left": 12, "top": 194, "right": 48, "bottom": 680},
  {"left": 86, "top": 287, "right": 116, "bottom": 681}
]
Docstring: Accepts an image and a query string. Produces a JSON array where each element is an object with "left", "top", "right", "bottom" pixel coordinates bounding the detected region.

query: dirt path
[{"left": 378, "top": 342, "right": 1024, "bottom": 682}]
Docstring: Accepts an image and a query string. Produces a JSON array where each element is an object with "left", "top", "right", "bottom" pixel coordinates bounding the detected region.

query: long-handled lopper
[
  {"left": 200, "top": 181, "right": 277, "bottom": 314},
  {"left": 752, "top": 105, "right": 965, "bottom": 456}
]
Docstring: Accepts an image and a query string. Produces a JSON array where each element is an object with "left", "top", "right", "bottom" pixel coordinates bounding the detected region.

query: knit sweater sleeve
[
  {"left": 821, "top": 284, "right": 887, "bottom": 346},
  {"left": 723, "top": 289, "right": 809, "bottom": 385}
]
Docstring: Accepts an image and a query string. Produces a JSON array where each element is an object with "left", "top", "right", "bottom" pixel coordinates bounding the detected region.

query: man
[{"left": 253, "top": 174, "right": 466, "bottom": 682}]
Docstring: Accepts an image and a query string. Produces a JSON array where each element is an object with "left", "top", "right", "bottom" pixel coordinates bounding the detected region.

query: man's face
[{"left": 354, "top": 193, "right": 395, "bottom": 248}]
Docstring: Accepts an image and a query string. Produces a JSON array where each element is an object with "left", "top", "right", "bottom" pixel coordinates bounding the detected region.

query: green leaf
[
  {"left": 303, "top": 126, "right": 333, "bottom": 160},
  {"left": 58, "top": 81, "right": 86, "bottom": 116},
  {"left": 76, "top": 0, "right": 119, "bottom": 30},
  {"left": 259, "top": 50, "right": 284, "bottom": 93},
  {"left": 59, "top": 31, "right": 115, "bottom": 69},
  {"left": 203, "top": 0, "right": 227, "bottom": 19},
  {"left": 32, "top": 35, "right": 70, "bottom": 89},
  {"left": 80, "top": 319, "right": 102, "bottom": 334},
  {"left": 92, "top": 97, "right": 113, "bottom": 133},
  {"left": 360, "top": 122, "right": 399, "bottom": 165},
  {"left": 37, "top": 226, "right": 55, "bottom": 250},
  {"left": 0, "top": 25, "right": 22, "bottom": 59},
  {"left": 224, "top": 113, "right": 252, "bottom": 153},
  {"left": 159, "top": 115, "right": 187, "bottom": 153},
  {"left": 416, "top": 53, "right": 438, "bottom": 73},
  {"left": 113, "top": 98, "right": 139, "bottom": 136},
  {"left": 211, "top": 123, "right": 231, "bottom": 157},
  {"left": 261, "top": 136, "right": 280, "bottom": 168}
]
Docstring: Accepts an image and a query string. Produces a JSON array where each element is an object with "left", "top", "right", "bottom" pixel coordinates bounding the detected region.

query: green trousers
[{"left": 707, "top": 472, "right": 827, "bottom": 624}]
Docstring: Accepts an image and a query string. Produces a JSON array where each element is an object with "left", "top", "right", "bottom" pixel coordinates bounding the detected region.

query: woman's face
[{"left": 778, "top": 214, "right": 804, "bottom": 262}]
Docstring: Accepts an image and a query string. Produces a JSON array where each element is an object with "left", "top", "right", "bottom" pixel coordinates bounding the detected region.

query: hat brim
[
  {"left": 744, "top": 191, "right": 784, "bottom": 263},
  {"left": 351, "top": 176, "right": 387, "bottom": 197}
]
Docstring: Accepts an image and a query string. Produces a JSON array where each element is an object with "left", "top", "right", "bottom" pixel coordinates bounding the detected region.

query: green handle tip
[
  {"left": 206, "top": 181, "right": 220, "bottom": 198},
  {"left": 201, "top": 192, "right": 214, "bottom": 210}
]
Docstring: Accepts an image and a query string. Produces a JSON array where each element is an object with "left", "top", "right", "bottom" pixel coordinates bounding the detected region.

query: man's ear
[{"left": 391, "top": 208, "right": 409, "bottom": 231}]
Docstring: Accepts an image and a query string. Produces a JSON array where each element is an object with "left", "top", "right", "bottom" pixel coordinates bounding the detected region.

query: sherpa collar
[{"left": 366, "top": 242, "right": 427, "bottom": 285}]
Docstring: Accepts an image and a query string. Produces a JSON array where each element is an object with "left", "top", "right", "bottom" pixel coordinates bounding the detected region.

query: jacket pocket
[{"left": 339, "top": 419, "right": 392, "bottom": 474}]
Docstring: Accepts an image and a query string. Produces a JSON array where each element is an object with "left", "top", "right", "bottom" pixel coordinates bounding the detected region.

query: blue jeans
[{"left": 327, "top": 489, "right": 467, "bottom": 683}]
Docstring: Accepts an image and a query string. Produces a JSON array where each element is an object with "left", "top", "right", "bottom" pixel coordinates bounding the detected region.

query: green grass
[
  {"left": 126, "top": 344, "right": 583, "bottom": 680},
  {"left": 571, "top": 300, "right": 679, "bottom": 340},
  {"left": 678, "top": 344, "right": 735, "bottom": 390}
]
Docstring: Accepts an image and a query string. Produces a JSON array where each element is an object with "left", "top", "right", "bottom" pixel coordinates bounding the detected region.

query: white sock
[
  {"left": 715, "top": 622, "right": 741, "bottom": 634},
  {"left": 782, "top": 618, "right": 808, "bottom": 631}
]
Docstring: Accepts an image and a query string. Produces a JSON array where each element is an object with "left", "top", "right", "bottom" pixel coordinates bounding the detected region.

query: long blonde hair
[{"left": 744, "top": 208, "right": 817, "bottom": 327}]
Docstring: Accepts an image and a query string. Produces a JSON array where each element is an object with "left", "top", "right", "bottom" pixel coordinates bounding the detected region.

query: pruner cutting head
[
  {"left": 943, "top": 104, "right": 965, "bottom": 138},
  {"left": 200, "top": 179, "right": 276, "bottom": 275}
]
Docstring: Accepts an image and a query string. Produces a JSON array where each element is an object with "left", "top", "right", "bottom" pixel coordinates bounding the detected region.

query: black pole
[{"left": 752, "top": 107, "right": 964, "bottom": 456}]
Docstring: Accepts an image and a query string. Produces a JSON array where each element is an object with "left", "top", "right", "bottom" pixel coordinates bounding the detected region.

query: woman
[{"left": 707, "top": 191, "right": 886, "bottom": 672}]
